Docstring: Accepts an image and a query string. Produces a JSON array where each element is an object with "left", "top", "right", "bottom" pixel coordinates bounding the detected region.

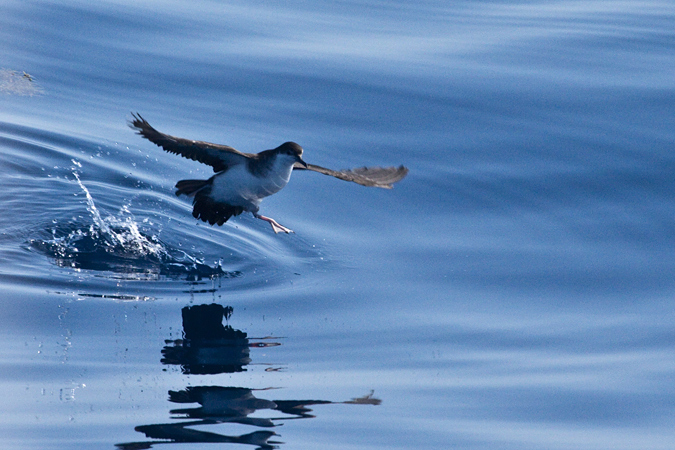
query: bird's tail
[
  {"left": 175, "top": 179, "right": 210, "bottom": 197},
  {"left": 191, "top": 196, "right": 244, "bottom": 226}
]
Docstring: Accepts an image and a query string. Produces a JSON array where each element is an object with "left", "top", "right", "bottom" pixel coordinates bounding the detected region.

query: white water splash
[
  {"left": 72, "top": 169, "right": 166, "bottom": 258},
  {"left": 30, "top": 163, "right": 229, "bottom": 279}
]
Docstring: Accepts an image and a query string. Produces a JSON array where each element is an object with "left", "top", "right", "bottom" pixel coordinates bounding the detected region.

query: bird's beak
[{"left": 296, "top": 155, "right": 308, "bottom": 168}]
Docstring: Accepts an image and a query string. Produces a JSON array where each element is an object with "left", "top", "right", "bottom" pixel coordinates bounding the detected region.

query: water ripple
[{"left": 0, "top": 121, "right": 323, "bottom": 294}]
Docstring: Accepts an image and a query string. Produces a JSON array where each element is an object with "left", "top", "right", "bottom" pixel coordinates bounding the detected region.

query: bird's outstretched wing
[
  {"left": 128, "top": 113, "right": 251, "bottom": 172},
  {"left": 293, "top": 162, "right": 408, "bottom": 189}
]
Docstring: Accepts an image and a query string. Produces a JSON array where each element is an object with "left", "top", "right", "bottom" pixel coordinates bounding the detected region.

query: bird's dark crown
[{"left": 275, "top": 141, "right": 304, "bottom": 157}]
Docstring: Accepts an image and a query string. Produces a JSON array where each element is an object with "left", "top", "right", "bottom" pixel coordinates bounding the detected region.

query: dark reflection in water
[
  {"left": 169, "top": 386, "right": 279, "bottom": 427},
  {"left": 116, "top": 304, "right": 380, "bottom": 449},
  {"left": 161, "top": 304, "right": 279, "bottom": 374},
  {"left": 119, "top": 426, "right": 280, "bottom": 450}
]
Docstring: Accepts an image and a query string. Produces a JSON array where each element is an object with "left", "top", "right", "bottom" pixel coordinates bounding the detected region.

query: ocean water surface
[{"left": 1, "top": 1, "right": 674, "bottom": 449}]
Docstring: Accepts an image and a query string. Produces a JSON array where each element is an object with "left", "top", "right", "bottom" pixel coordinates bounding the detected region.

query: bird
[{"left": 129, "top": 113, "right": 408, "bottom": 234}]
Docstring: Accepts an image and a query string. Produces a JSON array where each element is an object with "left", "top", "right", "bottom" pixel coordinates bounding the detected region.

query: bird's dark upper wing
[
  {"left": 129, "top": 113, "right": 252, "bottom": 172},
  {"left": 293, "top": 162, "right": 408, "bottom": 189}
]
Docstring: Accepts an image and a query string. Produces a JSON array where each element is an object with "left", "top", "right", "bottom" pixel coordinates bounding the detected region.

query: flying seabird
[{"left": 129, "top": 113, "right": 408, "bottom": 233}]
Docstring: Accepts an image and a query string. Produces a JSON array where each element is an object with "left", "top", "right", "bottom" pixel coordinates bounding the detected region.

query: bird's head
[{"left": 276, "top": 142, "right": 308, "bottom": 168}]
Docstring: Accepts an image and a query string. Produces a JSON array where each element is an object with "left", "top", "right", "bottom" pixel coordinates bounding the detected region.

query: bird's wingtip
[{"left": 127, "top": 112, "right": 149, "bottom": 132}]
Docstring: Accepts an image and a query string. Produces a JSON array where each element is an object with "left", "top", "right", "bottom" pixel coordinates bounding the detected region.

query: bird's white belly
[{"left": 210, "top": 164, "right": 292, "bottom": 210}]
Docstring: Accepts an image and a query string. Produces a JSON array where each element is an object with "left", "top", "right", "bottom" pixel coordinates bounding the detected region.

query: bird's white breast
[{"left": 209, "top": 157, "right": 294, "bottom": 210}]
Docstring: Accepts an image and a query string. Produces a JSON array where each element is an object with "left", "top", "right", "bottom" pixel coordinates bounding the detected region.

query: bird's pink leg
[{"left": 254, "top": 214, "right": 294, "bottom": 234}]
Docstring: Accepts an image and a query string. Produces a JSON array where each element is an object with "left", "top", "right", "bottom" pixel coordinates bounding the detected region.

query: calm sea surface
[{"left": 1, "top": 1, "right": 674, "bottom": 449}]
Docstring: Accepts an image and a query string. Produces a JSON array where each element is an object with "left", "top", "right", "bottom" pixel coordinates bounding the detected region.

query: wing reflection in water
[
  {"left": 169, "top": 387, "right": 279, "bottom": 427},
  {"left": 116, "top": 304, "right": 380, "bottom": 449},
  {"left": 118, "top": 426, "right": 280, "bottom": 450}
]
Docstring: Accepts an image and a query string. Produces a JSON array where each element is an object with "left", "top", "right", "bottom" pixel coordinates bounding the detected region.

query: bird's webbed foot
[{"left": 253, "top": 213, "right": 294, "bottom": 234}]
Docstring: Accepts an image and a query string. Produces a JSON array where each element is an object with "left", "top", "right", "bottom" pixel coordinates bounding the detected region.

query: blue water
[{"left": 1, "top": 1, "right": 675, "bottom": 449}]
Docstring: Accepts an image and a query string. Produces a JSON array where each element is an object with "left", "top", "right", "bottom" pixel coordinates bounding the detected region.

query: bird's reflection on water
[
  {"left": 160, "top": 304, "right": 266, "bottom": 374},
  {"left": 116, "top": 304, "right": 380, "bottom": 449}
]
